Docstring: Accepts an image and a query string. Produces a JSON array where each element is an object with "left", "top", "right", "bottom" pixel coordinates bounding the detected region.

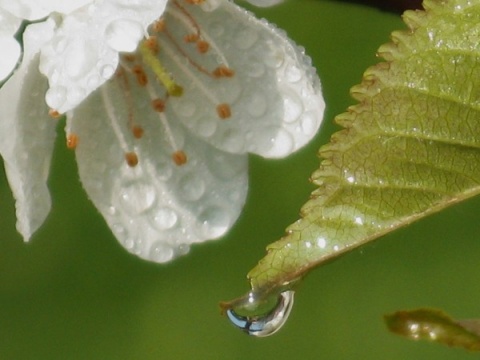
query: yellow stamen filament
[
  {"left": 140, "top": 41, "right": 183, "bottom": 97},
  {"left": 66, "top": 133, "right": 78, "bottom": 149},
  {"left": 172, "top": 150, "right": 187, "bottom": 166},
  {"left": 125, "top": 152, "right": 139, "bottom": 167}
]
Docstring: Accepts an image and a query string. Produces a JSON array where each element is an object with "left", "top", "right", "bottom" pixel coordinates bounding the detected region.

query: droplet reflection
[{"left": 226, "top": 291, "right": 294, "bottom": 337}]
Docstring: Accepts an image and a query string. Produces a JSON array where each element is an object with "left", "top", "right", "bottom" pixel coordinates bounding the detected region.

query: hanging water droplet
[{"left": 226, "top": 291, "right": 295, "bottom": 337}]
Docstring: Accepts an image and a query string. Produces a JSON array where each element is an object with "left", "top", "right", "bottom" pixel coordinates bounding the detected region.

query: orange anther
[
  {"left": 49, "top": 109, "right": 61, "bottom": 119},
  {"left": 66, "top": 133, "right": 78, "bottom": 149},
  {"left": 184, "top": 34, "right": 199, "bottom": 43},
  {"left": 132, "top": 126, "right": 144, "bottom": 139},
  {"left": 123, "top": 54, "right": 136, "bottom": 62},
  {"left": 125, "top": 152, "right": 139, "bottom": 167},
  {"left": 132, "top": 65, "right": 148, "bottom": 86},
  {"left": 152, "top": 19, "right": 165, "bottom": 32},
  {"left": 216, "top": 103, "right": 232, "bottom": 119},
  {"left": 151, "top": 98, "right": 166, "bottom": 112},
  {"left": 196, "top": 40, "right": 209, "bottom": 54},
  {"left": 146, "top": 36, "right": 159, "bottom": 54},
  {"left": 172, "top": 150, "right": 187, "bottom": 166},
  {"left": 213, "top": 66, "right": 235, "bottom": 78}
]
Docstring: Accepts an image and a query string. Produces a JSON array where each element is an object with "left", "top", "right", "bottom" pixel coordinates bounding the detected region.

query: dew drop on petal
[
  {"left": 226, "top": 291, "right": 295, "bottom": 337},
  {"left": 149, "top": 241, "right": 174, "bottom": 263},
  {"left": 178, "top": 174, "right": 206, "bottom": 201},
  {"left": 247, "top": 93, "right": 267, "bottom": 118},
  {"left": 45, "top": 86, "right": 67, "bottom": 109},
  {"left": 118, "top": 182, "right": 156, "bottom": 215},
  {"left": 105, "top": 19, "right": 144, "bottom": 52},
  {"left": 151, "top": 207, "right": 178, "bottom": 230},
  {"left": 283, "top": 89, "right": 304, "bottom": 123},
  {"left": 199, "top": 206, "right": 230, "bottom": 238}
]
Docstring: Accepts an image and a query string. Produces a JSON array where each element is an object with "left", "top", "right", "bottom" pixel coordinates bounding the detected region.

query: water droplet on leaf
[{"left": 225, "top": 291, "right": 295, "bottom": 337}]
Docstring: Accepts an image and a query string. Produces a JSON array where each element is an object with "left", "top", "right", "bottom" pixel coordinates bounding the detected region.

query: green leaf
[
  {"left": 385, "top": 309, "right": 480, "bottom": 351},
  {"left": 223, "top": 0, "right": 480, "bottom": 320}
]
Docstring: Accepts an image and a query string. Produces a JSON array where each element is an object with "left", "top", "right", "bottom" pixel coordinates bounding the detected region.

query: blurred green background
[{"left": 1, "top": 1, "right": 480, "bottom": 359}]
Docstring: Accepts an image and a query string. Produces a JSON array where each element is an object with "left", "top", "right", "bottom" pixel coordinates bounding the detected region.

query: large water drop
[{"left": 226, "top": 291, "right": 295, "bottom": 337}]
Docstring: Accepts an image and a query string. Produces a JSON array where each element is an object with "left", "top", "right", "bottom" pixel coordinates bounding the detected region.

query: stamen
[
  {"left": 123, "top": 54, "right": 136, "bottom": 62},
  {"left": 217, "top": 103, "right": 232, "bottom": 119},
  {"left": 132, "top": 126, "right": 144, "bottom": 139},
  {"left": 166, "top": 3, "right": 230, "bottom": 67},
  {"left": 117, "top": 67, "right": 144, "bottom": 139},
  {"left": 125, "top": 152, "right": 139, "bottom": 167},
  {"left": 49, "top": 109, "right": 61, "bottom": 118},
  {"left": 139, "top": 40, "right": 183, "bottom": 97},
  {"left": 132, "top": 64, "right": 149, "bottom": 86},
  {"left": 172, "top": 150, "right": 187, "bottom": 166},
  {"left": 145, "top": 82, "right": 182, "bottom": 157},
  {"left": 151, "top": 98, "right": 166, "bottom": 112},
  {"left": 184, "top": 34, "right": 199, "bottom": 43},
  {"left": 66, "top": 133, "right": 78, "bottom": 149},
  {"left": 196, "top": 40, "right": 209, "bottom": 54},
  {"left": 101, "top": 86, "right": 134, "bottom": 164},
  {"left": 213, "top": 65, "right": 235, "bottom": 78},
  {"left": 152, "top": 19, "right": 166, "bottom": 33},
  {"left": 145, "top": 36, "right": 159, "bottom": 54}
]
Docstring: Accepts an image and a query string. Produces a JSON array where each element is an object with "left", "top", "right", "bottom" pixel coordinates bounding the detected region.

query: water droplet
[
  {"left": 45, "top": 86, "right": 67, "bottom": 109},
  {"left": 199, "top": 206, "right": 230, "bottom": 238},
  {"left": 105, "top": 19, "right": 144, "bottom": 52},
  {"left": 268, "top": 128, "right": 294, "bottom": 157},
  {"left": 149, "top": 241, "right": 174, "bottom": 263},
  {"left": 178, "top": 173, "right": 206, "bottom": 201},
  {"left": 285, "top": 65, "right": 302, "bottom": 83},
  {"left": 118, "top": 181, "right": 156, "bottom": 215},
  {"left": 151, "top": 207, "right": 178, "bottom": 230},
  {"left": 226, "top": 291, "right": 295, "bottom": 337},
  {"left": 234, "top": 27, "right": 259, "bottom": 50},
  {"left": 283, "top": 89, "right": 304, "bottom": 123},
  {"left": 247, "top": 93, "right": 267, "bottom": 118},
  {"left": 64, "top": 41, "right": 96, "bottom": 78},
  {"left": 299, "top": 111, "right": 317, "bottom": 135},
  {"left": 172, "top": 98, "right": 196, "bottom": 118}
]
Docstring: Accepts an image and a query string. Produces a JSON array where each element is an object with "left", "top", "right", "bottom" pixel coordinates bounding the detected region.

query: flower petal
[
  {"left": 39, "top": 0, "right": 168, "bottom": 114},
  {"left": 156, "top": 0, "right": 324, "bottom": 158},
  {"left": 68, "top": 79, "right": 249, "bottom": 263},
  {"left": 0, "top": 8, "right": 21, "bottom": 81},
  {"left": 0, "top": 0, "right": 93, "bottom": 20},
  {"left": 0, "top": 21, "right": 57, "bottom": 240},
  {"left": 244, "top": 0, "right": 284, "bottom": 7}
]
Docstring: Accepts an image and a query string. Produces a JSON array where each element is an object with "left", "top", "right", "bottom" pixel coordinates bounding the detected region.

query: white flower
[{"left": 0, "top": 0, "right": 325, "bottom": 263}]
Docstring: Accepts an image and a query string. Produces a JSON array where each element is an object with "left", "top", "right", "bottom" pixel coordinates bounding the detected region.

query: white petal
[
  {"left": 39, "top": 0, "right": 168, "bottom": 113},
  {"left": 0, "top": 21, "right": 57, "bottom": 240},
  {"left": 69, "top": 79, "right": 248, "bottom": 263},
  {"left": 0, "top": 37, "right": 21, "bottom": 82},
  {"left": 0, "top": 8, "right": 22, "bottom": 81},
  {"left": 243, "top": 0, "right": 284, "bottom": 7},
  {"left": 157, "top": 1, "right": 324, "bottom": 158},
  {"left": 0, "top": 0, "right": 93, "bottom": 20}
]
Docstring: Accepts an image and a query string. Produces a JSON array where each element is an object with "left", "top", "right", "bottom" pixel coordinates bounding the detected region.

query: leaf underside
[{"left": 226, "top": 0, "right": 480, "bottom": 305}]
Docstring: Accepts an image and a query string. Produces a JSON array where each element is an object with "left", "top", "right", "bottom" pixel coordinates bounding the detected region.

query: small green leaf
[
  {"left": 385, "top": 309, "right": 480, "bottom": 351},
  {"left": 224, "top": 0, "right": 480, "bottom": 318}
]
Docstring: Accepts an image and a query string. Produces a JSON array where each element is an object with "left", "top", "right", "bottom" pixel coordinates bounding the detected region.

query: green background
[{"left": 1, "top": 1, "right": 480, "bottom": 359}]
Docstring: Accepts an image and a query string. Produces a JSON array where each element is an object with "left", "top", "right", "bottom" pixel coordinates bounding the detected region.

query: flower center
[{"left": 66, "top": 0, "right": 236, "bottom": 168}]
